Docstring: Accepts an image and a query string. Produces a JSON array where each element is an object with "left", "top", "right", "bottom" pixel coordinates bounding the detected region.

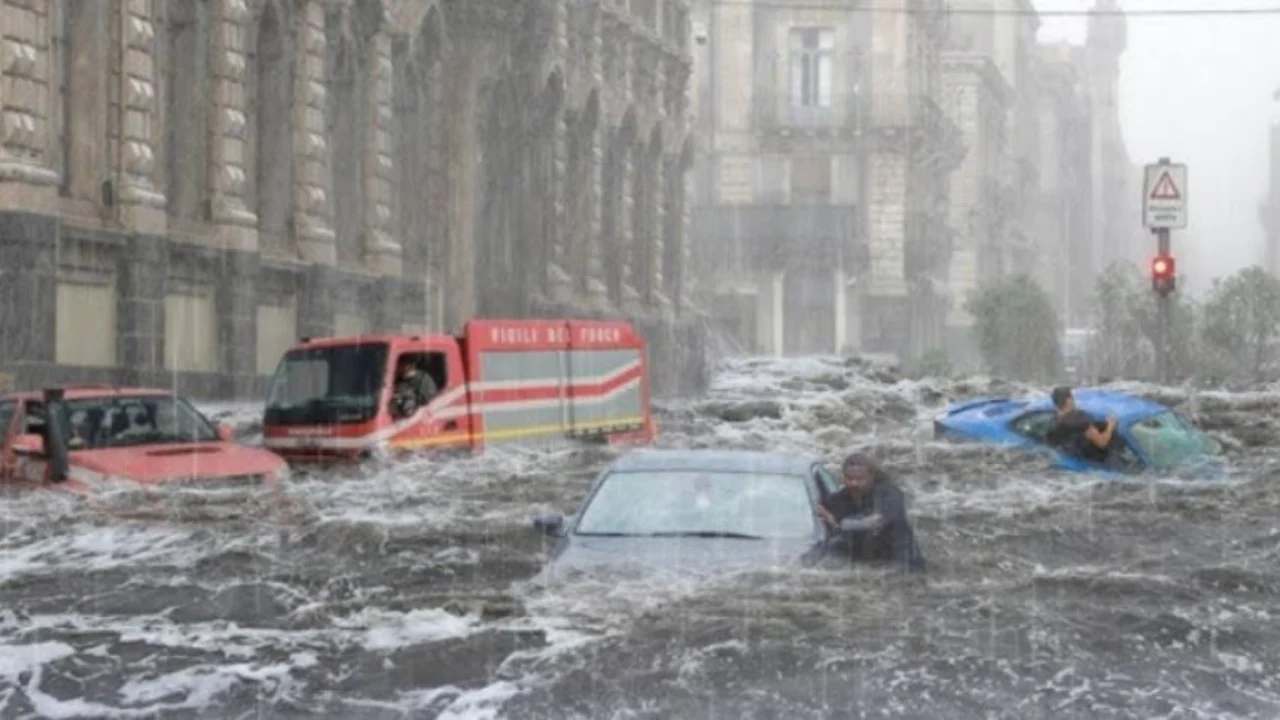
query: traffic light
[{"left": 1151, "top": 253, "right": 1176, "bottom": 295}]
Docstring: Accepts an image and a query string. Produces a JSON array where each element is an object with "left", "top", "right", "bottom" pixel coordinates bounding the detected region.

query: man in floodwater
[
  {"left": 1046, "top": 386, "right": 1116, "bottom": 464},
  {"left": 813, "top": 453, "right": 926, "bottom": 574},
  {"left": 391, "top": 357, "right": 439, "bottom": 419}
]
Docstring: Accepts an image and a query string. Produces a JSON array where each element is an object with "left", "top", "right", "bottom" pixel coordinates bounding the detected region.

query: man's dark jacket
[
  {"left": 1046, "top": 409, "right": 1109, "bottom": 463},
  {"left": 820, "top": 479, "right": 926, "bottom": 574}
]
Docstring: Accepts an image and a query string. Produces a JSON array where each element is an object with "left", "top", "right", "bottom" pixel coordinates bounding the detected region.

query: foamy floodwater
[{"left": 2, "top": 356, "right": 1279, "bottom": 718}]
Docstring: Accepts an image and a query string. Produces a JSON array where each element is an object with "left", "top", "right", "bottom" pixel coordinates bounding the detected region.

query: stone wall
[{"left": 0, "top": 0, "right": 710, "bottom": 400}]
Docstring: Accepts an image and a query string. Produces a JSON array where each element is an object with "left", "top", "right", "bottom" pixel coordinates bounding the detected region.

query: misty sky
[{"left": 1037, "top": 0, "right": 1280, "bottom": 296}]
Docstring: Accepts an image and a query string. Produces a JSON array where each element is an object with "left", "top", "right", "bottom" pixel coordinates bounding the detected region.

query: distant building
[
  {"left": 692, "top": 0, "right": 962, "bottom": 361},
  {"left": 1083, "top": 0, "right": 1139, "bottom": 274},
  {"left": 938, "top": 0, "right": 1038, "bottom": 369},
  {"left": 1034, "top": 43, "right": 1095, "bottom": 328}
]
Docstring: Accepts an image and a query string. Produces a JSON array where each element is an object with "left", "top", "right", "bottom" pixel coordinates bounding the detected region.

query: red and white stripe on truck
[{"left": 262, "top": 319, "right": 656, "bottom": 460}]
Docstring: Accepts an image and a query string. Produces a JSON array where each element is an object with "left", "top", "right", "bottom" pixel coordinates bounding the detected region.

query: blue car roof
[
  {"left": 609, "top": 449, "right": 816, "bottom": 476},
  {"left": 942, "top": 389, "right": 1170, "bottom": 423}
]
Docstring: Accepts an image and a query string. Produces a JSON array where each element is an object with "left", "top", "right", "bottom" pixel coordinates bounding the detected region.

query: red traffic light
[{"left": 1151, "top": 253, "right": 1177, "bottom": 295}]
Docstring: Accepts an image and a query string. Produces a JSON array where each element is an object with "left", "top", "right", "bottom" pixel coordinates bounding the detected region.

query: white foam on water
[{"left": 0, "top": 356, "right": 1272, "bottom": 717}]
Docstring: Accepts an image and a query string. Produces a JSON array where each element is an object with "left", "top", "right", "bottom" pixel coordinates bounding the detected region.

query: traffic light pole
[
  {"left": 1146, "top": 155, "right": 1184, "bottom": 386},
  {"left": 1155, "top": 227, "right": 1171, "bottom": 385}
]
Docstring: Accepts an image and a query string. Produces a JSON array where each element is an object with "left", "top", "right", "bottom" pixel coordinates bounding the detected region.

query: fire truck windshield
[{"left": 264, "top": 343, "right": 389, "bottom": 426}]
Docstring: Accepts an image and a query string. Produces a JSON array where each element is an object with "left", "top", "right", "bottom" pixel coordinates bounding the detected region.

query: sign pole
[
  {"left": 1142, "top": 156, "right": 1187, "bottom": 386},
  {"left": 1156, "top": 225, "right": 1170, "bottom": 384}
]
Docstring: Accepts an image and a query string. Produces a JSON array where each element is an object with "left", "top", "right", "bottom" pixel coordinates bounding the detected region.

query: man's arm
[
  {"left": 1083, "top": 416, "right": 1117, "bottom": 449},
  {"left": 837, "top": 485, "right": 905, "bottom": 533}
]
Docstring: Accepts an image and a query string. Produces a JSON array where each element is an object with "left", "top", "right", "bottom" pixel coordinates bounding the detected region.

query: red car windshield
[{"left": 53, "top": 395, "right": 219, "bottom": 449}]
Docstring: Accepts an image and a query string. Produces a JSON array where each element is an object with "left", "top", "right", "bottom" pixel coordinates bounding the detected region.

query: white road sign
[{"left": 1143, "top": 162, "right": 1187, "bottom": 229}]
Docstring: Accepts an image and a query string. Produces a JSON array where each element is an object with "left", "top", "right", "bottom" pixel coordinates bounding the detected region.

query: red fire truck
[{"left": 261, "top": 319, "right": 656, "bottom": 463}]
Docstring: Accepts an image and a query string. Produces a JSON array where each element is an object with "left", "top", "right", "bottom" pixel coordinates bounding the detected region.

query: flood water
[{"left": 3, "top": 356, "right": 1279, "bottom": 719}]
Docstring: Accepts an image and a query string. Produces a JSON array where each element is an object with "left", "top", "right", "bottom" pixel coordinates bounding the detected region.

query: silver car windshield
[
  {"left": 1127, "top": 411, "right": 1221, "bottom": 469},
  {"left": 574, "top": 470, "right": 815, "bottom": 539}
]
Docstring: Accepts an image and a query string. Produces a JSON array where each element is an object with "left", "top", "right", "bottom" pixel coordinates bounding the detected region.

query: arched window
[{"left": 252, "top": 1, "right": 295, "bottom": 252}]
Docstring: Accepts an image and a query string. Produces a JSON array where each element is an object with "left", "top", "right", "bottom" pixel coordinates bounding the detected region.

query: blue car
[
  {"left": 933, "top": 389, "right": 1224, "bottom": 477},
  {"left": 530, "top": 449, "right": 844, "bottom": 579}
]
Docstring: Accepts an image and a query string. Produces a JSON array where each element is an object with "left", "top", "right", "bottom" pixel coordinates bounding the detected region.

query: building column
[
  {"left": 0, "top": 213, "right": 56, "bottom": 368},
  {"left": 117, "top": 235, "right": 168, "bottom": 386},
  {"left": 755, "top": 270, "right": 785, "bottom": 356},
  {"left": 298, "top": 263, "right": 337, "bottom": 339},
  {"left": 580, "top": 8, "right": 608, "bottom": 309},
  {"left": 612, "top": 130, "right": 640, "bottom": 312},
  {"left": 772, "top": 270, "right": 785, "bottom": 356},
  {"left": 846, "top": 285, "right": 863, "bottom": 355},
  {"left": 666, "top": 138, "right": 694, "bottom": 313},
  {"left": 293, "top": 0, "right": 335, "bottom": 264},
  {"left": 0, "top": 0, "right": 60, "bottom": 212},
  {"left": 544, "top": 84, "right": 573, "bottom": 305},
  {"left": 834, "top": 267, "right": 847, "bottom": 353},
  {"left": 208, "top": 0, "right": 257, "bottom": 250},
  {"left": 370, "top": 276, "right": 403, "bottom": 333},
  {"left": 219, "top": 249, "right": 258, "bottom": 396},
  {"left": 441, "top": 49, "right": 478, "bottom": 329},
  {"left": 581, "top": 106, "right": 608, "bottom": 309},
  {"left": 363, "top": 23, "right": 400, "bottom": 276},
  {"left": 112, "top": 0, "right": 167, "bottom": 234}
]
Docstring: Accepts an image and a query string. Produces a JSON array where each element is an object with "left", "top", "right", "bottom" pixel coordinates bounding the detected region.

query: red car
[{"left": 0, "top": 386, "right": 289, "bottom": 494}]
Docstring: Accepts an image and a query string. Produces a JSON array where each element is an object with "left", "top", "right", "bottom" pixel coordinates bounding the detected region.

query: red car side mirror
[{"left": 12, "top": 433, "right": 45, "bottom": 456}]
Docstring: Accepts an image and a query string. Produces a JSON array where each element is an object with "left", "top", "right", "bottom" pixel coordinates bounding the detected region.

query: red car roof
[{"left": 2, "top": 386, "right": 176, "bottom": 402}]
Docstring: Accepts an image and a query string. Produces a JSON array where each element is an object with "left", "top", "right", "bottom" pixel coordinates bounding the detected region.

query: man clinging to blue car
[{"left": 1046, "top": 385, "right": 1117, "bottom": 464}]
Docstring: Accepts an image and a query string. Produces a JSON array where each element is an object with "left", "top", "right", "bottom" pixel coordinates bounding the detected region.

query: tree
[
  {"left": 1091, "top": 262, "right": 1151, "bottom": 379},
  {"left": 964, "top": 274, "right": 1061, "bottom": 381},
  {"left": 909, "top": 348, "right": 952, "bottom": 379},
  {"left": 1200, "top": 266, "right": 1280, "bottom": 382},
  {"left": 1090, "top": 261, "right": 1199, "bottom": 382}
]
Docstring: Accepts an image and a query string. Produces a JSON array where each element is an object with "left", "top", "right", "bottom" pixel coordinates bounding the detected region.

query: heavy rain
[{"left": 3, "top": 0, "right": 1280, "bottom": 719}]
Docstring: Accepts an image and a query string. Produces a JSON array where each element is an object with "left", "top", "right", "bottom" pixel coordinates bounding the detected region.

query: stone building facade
[
  {"left": 1082, "top": 0, "right": 1137, "bottom": 272},
  {"left": 689, "top": 0, "right": 870, "bottom": 357},
  {"left": 691, "top": 0, "right": 962, "bottom": 361},
  {"left": 1034, "top": 42, "right": 1095, "bottom": 328},
  {"left": 0, "top": 0, "right": 707, "bottom": 399},
  {"left": 939, "top": 51, "right": 1011, "bottom": 370},
  {"left": 1028, "top": 0, "right": 1138, "bottom": 327},
  {"left": 937, "top": 0, "right": 1039, "bottom": 368},
  {"left": 861, "top": 0, "right": 964, "bottom": 360}
]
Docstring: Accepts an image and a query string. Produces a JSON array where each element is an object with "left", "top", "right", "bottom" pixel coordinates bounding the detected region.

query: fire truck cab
[{"left": 261, "top": 318, "right": 655, "bottom": 463}]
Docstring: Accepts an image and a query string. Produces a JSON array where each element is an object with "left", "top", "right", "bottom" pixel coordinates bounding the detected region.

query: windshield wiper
[
  {"left": 644, "top": 531, "right": 764, "bottom": 539},
  {"left": 574, "top": 532, "right": 635, "bottom": 537}
]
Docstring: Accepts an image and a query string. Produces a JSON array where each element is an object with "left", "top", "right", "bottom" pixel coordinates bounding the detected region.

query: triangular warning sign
[{"left": 1149, "top": 171, "right": 1181, "bottom": 201}]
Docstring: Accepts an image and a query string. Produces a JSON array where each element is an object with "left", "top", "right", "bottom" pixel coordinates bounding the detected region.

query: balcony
[
  {"left": 868, "top": 93, "right": 966, "bottom": 166},
  {"left": 693, "top": 204, "right": 863, "bottom": 274},
  {"left": 756, "top": 92, "right": 868, "bottom": 152}
]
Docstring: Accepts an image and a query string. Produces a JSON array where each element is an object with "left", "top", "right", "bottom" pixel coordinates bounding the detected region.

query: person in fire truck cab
[{"left": 391, "top": 356, "right": 439, "bottom": 419}]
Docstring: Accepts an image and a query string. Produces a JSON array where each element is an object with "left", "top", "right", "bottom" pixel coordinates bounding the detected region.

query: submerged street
[{"left": 2, "top": 357, "right": 1279, "bottom": 719}]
